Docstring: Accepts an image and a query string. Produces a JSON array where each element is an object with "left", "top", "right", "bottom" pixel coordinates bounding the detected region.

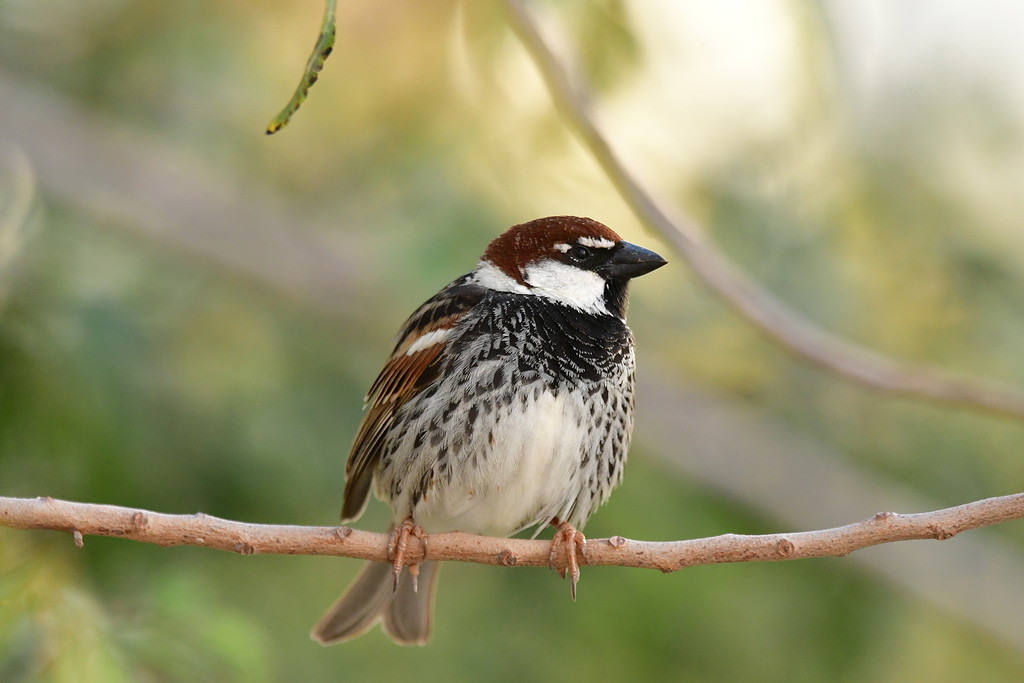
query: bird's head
[{"left": 474, "top": 216, "right": 667, "bottom": 318}]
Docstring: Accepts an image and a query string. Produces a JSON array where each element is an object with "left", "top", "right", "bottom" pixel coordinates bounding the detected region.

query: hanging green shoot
[{"left": 266, "top": 0, "right": 337, "bottom": 135}]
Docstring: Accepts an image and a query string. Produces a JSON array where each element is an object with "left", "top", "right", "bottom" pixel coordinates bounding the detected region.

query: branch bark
[
  {"left": 500, "top": 0, "right": 1024, "bottom": 421},
  {"left": 2, "top": 494, "right": 1022, "bottom": 572}
]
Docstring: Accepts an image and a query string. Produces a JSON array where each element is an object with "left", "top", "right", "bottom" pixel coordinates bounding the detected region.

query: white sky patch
[
  {"left": 405, "top": 328, "right": 451, "bottom": 355},
  {"left": 577, "top": 236, "right": 616, "bottom": 249},
  {"left": 522, "top": 259, "right": 609, "bottom": 316}
]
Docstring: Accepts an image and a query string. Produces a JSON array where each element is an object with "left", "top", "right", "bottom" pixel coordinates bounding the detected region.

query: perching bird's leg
[
  {"left": 548, "top": 518, "right": 587, "bottom": 600},
  {"left": 386, "top": 516, "right": 428, "bottom": 591}
]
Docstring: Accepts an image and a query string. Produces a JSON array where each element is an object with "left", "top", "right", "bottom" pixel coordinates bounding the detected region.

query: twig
[
  {"left": 500, "top": 0, "right": 1024, "bottom": 421},
  {"left": 265, "top": 0, "right": 337, "bottom": 134},
  {"left": 2, "top": 494, "right": 1022, "bottom": 572}
]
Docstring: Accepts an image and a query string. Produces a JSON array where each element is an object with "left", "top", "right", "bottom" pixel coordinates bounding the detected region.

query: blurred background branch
[
  {"left": 502, "top": 0, "right": 1024, "bottom": 421},
  {"left": 0, "top": 70, "right": 364, "bottom": 320},
  {"left": 0, "top": 145, "right": 38, "bottom": 308}
]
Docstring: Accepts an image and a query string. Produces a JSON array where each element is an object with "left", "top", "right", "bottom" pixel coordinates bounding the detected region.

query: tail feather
[
  {"left": 311, "top": 561, "right": 395, "bottom": 644},
  {"left": 383, "top": 561, "right": 440, "bottom": 645},
  {"left": 311, "top": 561, "right": 441, "bottom": 646}
]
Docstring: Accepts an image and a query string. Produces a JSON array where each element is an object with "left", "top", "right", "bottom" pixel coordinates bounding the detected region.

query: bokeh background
[{"left": 3, "top": 1, "right": 1024, "bottom": 680}]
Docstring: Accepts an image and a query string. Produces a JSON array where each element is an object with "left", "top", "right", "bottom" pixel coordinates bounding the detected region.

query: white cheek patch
[
  {"left": 471, "top": 261, "right": 531, "bottom": 294},
  {"left": 577, "top": 236, "right": 616, "bottom": 249},
  {"left": 405, "top": 328, "right": 451, "bottom": 355},
  {"left": 522, "top": 259, "right": 609, "bottom": 315}
]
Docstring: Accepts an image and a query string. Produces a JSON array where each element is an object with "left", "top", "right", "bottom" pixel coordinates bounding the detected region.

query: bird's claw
[
  {"left": 387, "top": 516, "right": 428, "bottom": 592},
  {"left": 548, "top": 520, "right": 586, "bottom": 600}
]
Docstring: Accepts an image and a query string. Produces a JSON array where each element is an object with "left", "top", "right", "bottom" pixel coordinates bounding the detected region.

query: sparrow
[{"left": 311, "top": 216, "right": 666, "bottom": 645}]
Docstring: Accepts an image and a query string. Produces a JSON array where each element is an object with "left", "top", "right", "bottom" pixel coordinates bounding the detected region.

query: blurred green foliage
[{"left": 2, "top": 1, "right": 1024, "bottom": 680}]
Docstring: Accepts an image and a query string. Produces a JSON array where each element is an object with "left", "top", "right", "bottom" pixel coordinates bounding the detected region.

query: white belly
[{"left": 412, "top": 390, "right": 587, "bottom": 537}]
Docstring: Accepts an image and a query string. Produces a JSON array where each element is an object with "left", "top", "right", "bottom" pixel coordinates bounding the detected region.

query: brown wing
[{"left": 341, "top": 277, "right": 487, "bottom": 522}]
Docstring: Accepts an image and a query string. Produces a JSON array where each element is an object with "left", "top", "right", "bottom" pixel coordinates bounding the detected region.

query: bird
[{"left": 311, "top": 215, "right": 666, "bottom": 645}]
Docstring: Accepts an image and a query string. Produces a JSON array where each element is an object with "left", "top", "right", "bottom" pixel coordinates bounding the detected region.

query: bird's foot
[
  {"left": 548, "top": 519, "right": 587, "bottom": 600},
  {"left": 387, "top": 516, "right": 428, "bottom": 592}
]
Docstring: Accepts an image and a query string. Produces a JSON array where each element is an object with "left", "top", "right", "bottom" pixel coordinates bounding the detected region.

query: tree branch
[
  {"left": 500, "top": 0, "right": 1024, "bottom": 421},
  {"left": 2, "top": 494, "right": 1022, "bottom": 572}
]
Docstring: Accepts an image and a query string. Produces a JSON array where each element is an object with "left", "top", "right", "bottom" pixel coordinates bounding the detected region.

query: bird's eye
[{"left": 568, "top": 245, "right": 591, "bottom": 261}]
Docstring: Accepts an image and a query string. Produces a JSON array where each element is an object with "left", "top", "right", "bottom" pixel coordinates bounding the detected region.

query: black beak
[{"left": 595, "top": 242, "right": 667, "bottom": 280}]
